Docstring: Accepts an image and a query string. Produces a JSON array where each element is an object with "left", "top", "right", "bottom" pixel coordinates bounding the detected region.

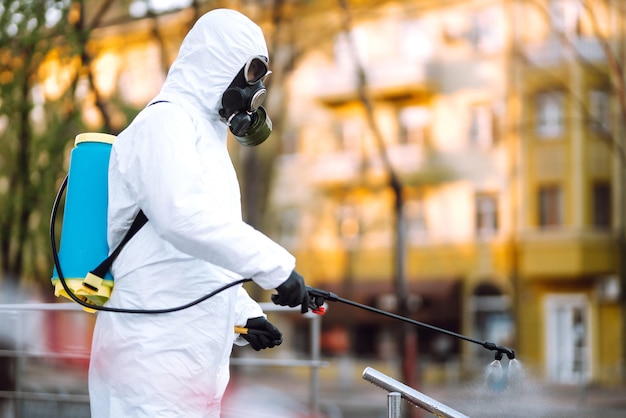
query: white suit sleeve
[
  {"left": 234, "top": 286, "right": 265, "bottom": 326},
  {"left": 233, "top": 286, "right": 266, "bottom": 346},
  {"left": 114, "top": 103, "right": 295, "bottom": 290}
]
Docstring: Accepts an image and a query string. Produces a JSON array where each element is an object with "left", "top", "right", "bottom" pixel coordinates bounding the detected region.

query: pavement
[
  {"left": 9, "top": 356, "right": 626, "bottom": 418},
  {"left": 225, "top": 363, "right": 626, "bottom": 418},
  {"left": 426, "top": 381, "right": 626, "bottom": 418}
]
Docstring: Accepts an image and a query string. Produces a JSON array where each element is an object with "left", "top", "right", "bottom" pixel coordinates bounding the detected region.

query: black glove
[
  {"left": 240, "top": 317, "right": 283, "bottom": 351},
  {"left": 271, "top": 270, "right": 310, "bottom": 313}
]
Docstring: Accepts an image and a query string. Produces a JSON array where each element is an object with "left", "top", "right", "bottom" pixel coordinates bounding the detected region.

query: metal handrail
[{"left": 362, "top": 367, "right": 470, "bottom": 418}]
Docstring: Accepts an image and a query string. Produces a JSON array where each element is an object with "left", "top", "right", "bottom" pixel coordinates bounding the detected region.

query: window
[
  {"left": 278, "top": 208, "right": 300, "bottom": 249},
  {"left": 401, "top": 19, "right": 433, "bottom": 61},
  {"left": 538, "top": 185, "right": 563, "bottom": 228},
  {"left": 589, "top": 89, "right": 610, "bottom": 135},
  {"left": 398, "top": 106, "right": 431, "bottom": 146},
  {"left": 592, "top": 181, "right": 611, "bottom": 229},
  {"left": 469, "top": 104, "right": 494, "bottom": 148},
  {"left": 467, "top": 8, "right": 503, "bottom": 53},
  {"left": 341, "top": 119, "right": 363, "bottom": 152},
  {"left": 468, "top": 13, "right": 487, "bottom": 49},
  {"left": 475, "top": 194, "right": 498, "bottom": 238},
  {"left": 338, "top": 204, "right": 360, "bottom": 249},
  {"left": 536, "top": 91, "right": 565, "bottom": 138},
  {"left": 331, "top": 119, "right": 363, "bottom": 152},
  {"left": 549, "top": 0, "right": 582, "bottom": 36}
]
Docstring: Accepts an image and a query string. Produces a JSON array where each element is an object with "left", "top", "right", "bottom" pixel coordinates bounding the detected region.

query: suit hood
[{"left": 152, "top": 9, "right": 269, "bottom": 122}]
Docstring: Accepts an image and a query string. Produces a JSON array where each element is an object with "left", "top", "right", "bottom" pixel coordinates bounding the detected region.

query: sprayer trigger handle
[
  {"left": 312, "top": 306, "right": 325, "bottom": 315},
  {"left": 307, "top": 293, "right": 327, "bottom": 313}
]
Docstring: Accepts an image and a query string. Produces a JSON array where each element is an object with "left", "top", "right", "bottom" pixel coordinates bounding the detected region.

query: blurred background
[{"left": 1, "top": 0, "right": 626, "bottom": 417}]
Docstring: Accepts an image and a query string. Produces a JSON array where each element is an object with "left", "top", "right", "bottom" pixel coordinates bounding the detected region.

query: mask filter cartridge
[{"left": 219, "top": 56, "right": 273, "bottom": 146}]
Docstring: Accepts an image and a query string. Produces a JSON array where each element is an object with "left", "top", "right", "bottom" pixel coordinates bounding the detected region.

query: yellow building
[
  {"left": 271, "top": 0, "right": 624, "bottom": 386},
  {"left": 510, "top": 0, "right": 623, "bottom": 386}
]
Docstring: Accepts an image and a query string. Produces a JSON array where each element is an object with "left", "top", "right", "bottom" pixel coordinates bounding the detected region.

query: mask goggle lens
[{"left": 245, "top": 56, "right": 271, "bottom": 85}]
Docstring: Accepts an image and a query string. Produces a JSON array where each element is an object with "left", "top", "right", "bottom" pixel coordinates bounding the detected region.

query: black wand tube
[{"left": 308, "top": 287, "right": 515, "bottom": 360}]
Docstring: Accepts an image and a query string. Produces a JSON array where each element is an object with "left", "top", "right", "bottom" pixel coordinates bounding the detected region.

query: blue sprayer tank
[{"left": 51, "top": 132, "right": 116, "bottom": 308}]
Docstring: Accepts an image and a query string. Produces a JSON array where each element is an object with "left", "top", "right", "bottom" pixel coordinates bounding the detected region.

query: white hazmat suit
[{"left": 89, "top": 9, "right": 297, "bottom": 418}]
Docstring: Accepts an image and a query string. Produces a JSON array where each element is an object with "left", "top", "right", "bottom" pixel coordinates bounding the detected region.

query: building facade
[
  {"left": 271, "top": 0, "right": 624, "bottom": 386},
  {"left": 510, "top": 0, "right": 623, "bottom": 386}
]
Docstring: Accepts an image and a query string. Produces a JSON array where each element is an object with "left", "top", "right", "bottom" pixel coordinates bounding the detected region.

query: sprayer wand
[{"left": 306, "top": 286, "right": 515, "bottom": 361}]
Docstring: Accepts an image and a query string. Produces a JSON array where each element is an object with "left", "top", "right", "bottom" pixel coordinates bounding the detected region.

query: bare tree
[
  {"left": 334, "top": 2, "right": 454, "bottom": 413},
  {"left": 0, "top": 0, "right": 85, "bottom": 285},
  {"left": 0, "top": 0, "right": 131, "bottom": 287}
]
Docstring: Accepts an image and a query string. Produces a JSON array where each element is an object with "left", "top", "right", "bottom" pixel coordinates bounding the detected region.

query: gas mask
[{"left": 219, "top": 55, "right": 272, "bottom": 147}]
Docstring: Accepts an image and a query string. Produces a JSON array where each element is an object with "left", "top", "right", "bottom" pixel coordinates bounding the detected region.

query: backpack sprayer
[
  {"left": 49, "top": 132, "right": 249, "bottom": 314},
  {"left": 50, "top": 133, "right": 516, "bottom": 361},
  {"left": 50, "top": 133, "right": 116, "bottom": 307}
]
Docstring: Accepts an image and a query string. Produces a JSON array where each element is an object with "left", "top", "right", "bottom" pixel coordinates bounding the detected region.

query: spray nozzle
[{"left": 483, "top": 342, "right": 516, "bottom": 360}]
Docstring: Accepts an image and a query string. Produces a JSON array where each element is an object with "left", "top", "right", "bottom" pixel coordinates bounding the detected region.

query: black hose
[{"left": 50, "top": 175, "right": 251, "bottom": 314}]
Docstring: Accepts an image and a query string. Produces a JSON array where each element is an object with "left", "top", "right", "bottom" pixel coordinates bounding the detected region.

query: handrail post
[
  {"left": 15, "top": 310, "right": 23, "bottom": 418},
  {"left": 363, "top": 367, "right": 470, "bottom": 418},
  {"left": 388, "top": 392, "right": 402, "bottom": 418},
  {"left": 309, "top": 311, "right": 322, "bottom": 417}
]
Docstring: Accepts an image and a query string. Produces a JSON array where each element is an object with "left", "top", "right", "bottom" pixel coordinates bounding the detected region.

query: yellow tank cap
[{"left": 74, "top": 132, "right": 116, "bottom": 146}]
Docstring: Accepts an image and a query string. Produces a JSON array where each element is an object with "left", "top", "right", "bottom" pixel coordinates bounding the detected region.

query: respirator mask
[{"left": 219, "top": 55, "right": 272, "bottom": 147}]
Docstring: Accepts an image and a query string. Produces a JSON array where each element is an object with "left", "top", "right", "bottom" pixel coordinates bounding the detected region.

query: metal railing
[
  {"left": 230, "top": 302, "right": 328, "bottom": 416},
  {"left": 362, "top": 367, "right": 470, "bottom": 418},
  {"left": 0, "top": 302, "right": 91, "bottom": 418},
  {"left": 0, "top": 302, "right": 326, "bottom": 418}
]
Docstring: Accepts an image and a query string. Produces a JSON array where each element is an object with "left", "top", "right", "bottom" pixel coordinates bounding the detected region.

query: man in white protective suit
[{"left": 88, "top": 9, "right": 311, "bottom": 418}]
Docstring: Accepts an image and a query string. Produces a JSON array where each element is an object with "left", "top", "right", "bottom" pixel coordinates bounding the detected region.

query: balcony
[
  {"left": 309, "top": 151, "right": 361, "bottom": 187},
  {"left": 518, "top": 228, "right": 617, "bottom": 278},
  {"left": 523, "top": 36, "right": 606, "bottom": 68},
  {"left": 308, "top": 143, "right": 431, "bottom": 188},
  {"left": 368, "top": 143, "right": 425, "bottom": 176},
  {"left": 313, "top": 57, "right": 433, "bottom": 105}
]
